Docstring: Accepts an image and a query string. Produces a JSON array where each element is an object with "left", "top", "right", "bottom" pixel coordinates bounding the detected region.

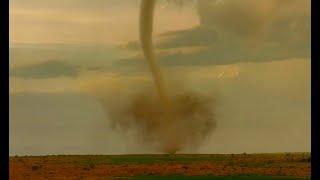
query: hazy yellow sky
[{"left": 10, "top": 0, "right": 198, "bottom": 44}]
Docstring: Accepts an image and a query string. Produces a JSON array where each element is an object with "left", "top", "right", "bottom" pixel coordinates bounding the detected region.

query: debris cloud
[{"left": 97, "top": 86, "right": 216, "bottom": 154}]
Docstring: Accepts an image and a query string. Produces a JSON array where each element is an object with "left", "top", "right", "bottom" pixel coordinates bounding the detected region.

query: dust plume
[{"left": 94, "top": 84, "right": 217, "bottom": 154}]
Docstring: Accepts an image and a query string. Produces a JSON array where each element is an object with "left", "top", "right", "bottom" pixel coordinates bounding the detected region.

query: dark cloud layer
[
  {"left": 10, "top": 60, "right": 80, "bottom": 79},
  {"left": 9, "top": 43, "right": 135, "bottom": 78},
  {"left": 122, "top": 0, "right": 310, "bottom": 68}
]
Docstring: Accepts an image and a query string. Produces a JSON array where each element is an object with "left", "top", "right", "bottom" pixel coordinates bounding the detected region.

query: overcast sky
[{"left": 10, "top": 0, "right": 310, "bottom": 155}]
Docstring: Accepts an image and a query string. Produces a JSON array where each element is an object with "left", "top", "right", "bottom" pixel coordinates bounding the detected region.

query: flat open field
[{"left": 10, "top": 153, "right": 310, "bottom": 180}]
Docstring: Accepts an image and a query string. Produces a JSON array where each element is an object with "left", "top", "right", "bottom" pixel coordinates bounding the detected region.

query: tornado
[
  {"left": 89, "top": 0, "right": 217, "bottom": 154},
  {"left": 139, "top": 0, "right": 170, "bottom": 111}
]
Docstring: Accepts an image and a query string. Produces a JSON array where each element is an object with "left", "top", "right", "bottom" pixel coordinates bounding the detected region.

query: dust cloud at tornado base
[{"left": 90, "top": 82, "right": 218, "bottom": 154}]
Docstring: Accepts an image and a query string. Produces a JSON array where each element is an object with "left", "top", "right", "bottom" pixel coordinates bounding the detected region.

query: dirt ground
[{"left": 9, "top": 153, "right": 310, "bottom": 180}]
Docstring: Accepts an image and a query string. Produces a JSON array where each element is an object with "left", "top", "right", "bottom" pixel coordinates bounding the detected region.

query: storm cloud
[{"left": 122, "top": 0, "right": 310, "bottom": 67}]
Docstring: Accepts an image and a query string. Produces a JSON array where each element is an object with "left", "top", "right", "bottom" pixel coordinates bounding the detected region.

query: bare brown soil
[{"left": 9, "top": 153, "right": 310, "bottom": 180}]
